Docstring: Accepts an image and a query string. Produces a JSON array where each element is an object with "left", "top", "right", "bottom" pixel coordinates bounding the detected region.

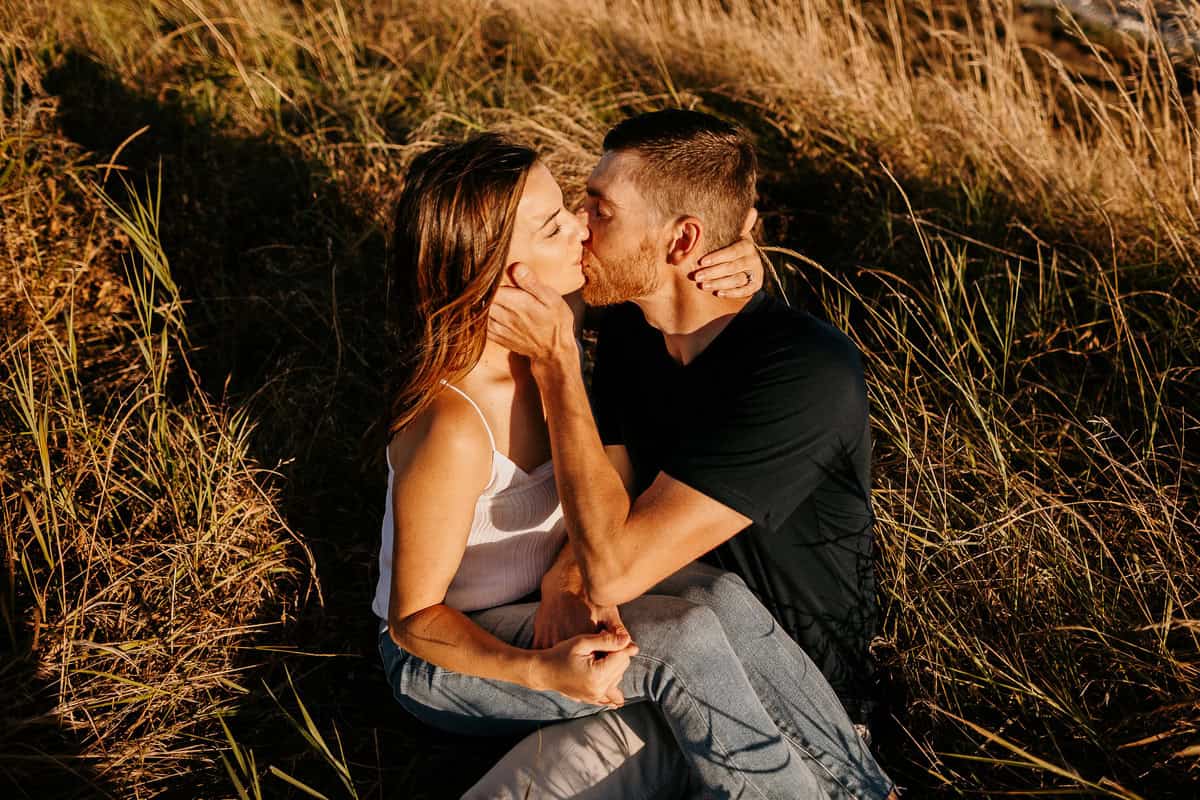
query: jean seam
[
  {"left": 776, "top": 724, "right": 871, "bottom": 800},
  {"left": 635, "top": 651, "right": 773, "bottom": 800},
  {"left": 713, "top": 576, "right": 877, "bottom": 800},
  {"left": 378, "top": 631, "right": 408, "bottom": 699}
]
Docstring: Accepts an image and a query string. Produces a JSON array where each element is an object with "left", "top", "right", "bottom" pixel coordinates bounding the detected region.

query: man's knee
[
  {"left": 671, "top": 600, "right": 724, "bottom": 643},
  {"left": 621, "top": 597, "right": 729, "bottom": 658},
  {"left": 673, "top": 568, "right": 775, "bottom": 631}
]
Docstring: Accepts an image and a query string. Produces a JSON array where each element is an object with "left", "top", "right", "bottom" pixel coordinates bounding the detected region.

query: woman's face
[{"left": 504, "top": 161, "right": 588, "bottom": 296}]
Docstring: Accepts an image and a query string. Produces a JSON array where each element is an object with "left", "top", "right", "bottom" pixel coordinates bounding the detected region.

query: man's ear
[
  {"left": 740, "top": 207, "right": 758, "bottom": 238},
  {"left": 666, "top": 217, "right": 703, "bottom": 266}
]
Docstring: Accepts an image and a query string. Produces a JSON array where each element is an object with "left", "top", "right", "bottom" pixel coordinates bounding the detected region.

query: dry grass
[
  {"left": 1, "top": 0, "right": 1197, "bottom": 797},
  {"left": 0, "top": 28, "right": 311, "bottom": 795}
]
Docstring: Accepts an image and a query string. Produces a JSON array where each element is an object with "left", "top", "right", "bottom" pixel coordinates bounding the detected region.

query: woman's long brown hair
[{"left": 387, "top": 134, "right": 537, "bottom": 436}]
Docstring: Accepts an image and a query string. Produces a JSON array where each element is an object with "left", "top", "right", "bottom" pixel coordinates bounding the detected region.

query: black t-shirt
[{"left": 592, "top": 291, "right": 877, "bottom": 715}]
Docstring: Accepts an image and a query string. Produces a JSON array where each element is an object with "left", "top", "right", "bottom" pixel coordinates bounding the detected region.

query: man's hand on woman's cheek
[{"left": 488, "top": 263, "right": 577, "bottom": 362}]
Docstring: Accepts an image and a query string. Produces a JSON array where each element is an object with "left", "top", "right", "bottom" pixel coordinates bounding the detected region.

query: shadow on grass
[
  {"left": 0, "top": 657, "right": 115, "bottom": 799},
  {"left": 34, "top": 49, "right": 986, "bottom": 799},
  {"left": 41, "top": 49, "right": 514, "bottom": 799},
  {"left": 38, "top": 46, "right": 1194, "bottom": 800}
]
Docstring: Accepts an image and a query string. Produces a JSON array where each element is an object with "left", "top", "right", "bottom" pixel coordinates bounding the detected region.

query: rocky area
[{"left": 1024, "top": 0, "right": 1200, "bottom": 58}]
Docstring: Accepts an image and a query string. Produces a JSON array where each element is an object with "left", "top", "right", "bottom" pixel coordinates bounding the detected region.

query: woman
[{"left": 375, "top": 133, "right": 895, "bottom": 799}]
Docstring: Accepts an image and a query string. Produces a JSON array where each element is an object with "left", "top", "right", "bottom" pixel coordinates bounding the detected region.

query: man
[
  {"left": 476, "top": 109, "right": 894, "bottom": 799},
  {"left": 491, "top": 109, "right": 880, "bottom": 725}
]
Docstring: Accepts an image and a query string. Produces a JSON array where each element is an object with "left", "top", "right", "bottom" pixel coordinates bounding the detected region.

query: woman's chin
[{"left": 558, "top": 267, "right": 585, "bottom": 295}]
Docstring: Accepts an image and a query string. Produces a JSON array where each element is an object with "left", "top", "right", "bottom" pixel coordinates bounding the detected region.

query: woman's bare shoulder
[{"left": 387, "top": 389, "right": 493, "bottom": 493}]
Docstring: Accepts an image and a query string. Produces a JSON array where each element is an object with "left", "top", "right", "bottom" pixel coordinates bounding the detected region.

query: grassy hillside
[{"left": 2, "top": 0, "right": 1197, "bottom": 797}]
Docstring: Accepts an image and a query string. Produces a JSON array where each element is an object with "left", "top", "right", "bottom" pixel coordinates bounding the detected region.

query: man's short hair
[{"left": 602, "top": 109, "right": 757, "bottom": 249}]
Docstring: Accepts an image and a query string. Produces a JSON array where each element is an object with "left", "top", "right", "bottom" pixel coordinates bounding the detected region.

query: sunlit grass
[{"left": 2, "top": 0, "right": 1197, "bottom": 796}]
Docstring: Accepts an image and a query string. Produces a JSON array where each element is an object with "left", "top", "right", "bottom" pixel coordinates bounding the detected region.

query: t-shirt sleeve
[
  {"left": 589, "top": 310, "right": 627, "bottom": 447},
  {"left": 661, "top": 331, "right": 869, "bottom": 530}
]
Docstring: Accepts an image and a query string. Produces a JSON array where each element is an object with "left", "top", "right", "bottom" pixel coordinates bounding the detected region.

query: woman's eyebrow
[{"left": 537, "top": 208, "right": 559, "bottom": 230}]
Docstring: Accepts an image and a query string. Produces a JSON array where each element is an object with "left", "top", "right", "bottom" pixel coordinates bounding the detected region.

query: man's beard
[{"left": 580, "top": 237, "right": 660, "bottom": 306}]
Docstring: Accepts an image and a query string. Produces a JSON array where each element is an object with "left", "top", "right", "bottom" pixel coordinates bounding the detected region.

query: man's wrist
[
  {"left": 542, "top": 557, "right": 584, "bottom": 593},
  {"left": 531, "top": 335, "right": 577, "bottom": 379},
  {"left": 540, "top": 560, "right": 563, "bottom": 591}
]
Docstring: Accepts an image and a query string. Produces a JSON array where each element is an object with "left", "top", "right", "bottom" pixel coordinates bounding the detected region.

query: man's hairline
[
  {"left": 595, "top": 147, "right": 684, "bottom": 225},
  {"left": 599, "top": 146, "right": 749, "bottom": 245}
]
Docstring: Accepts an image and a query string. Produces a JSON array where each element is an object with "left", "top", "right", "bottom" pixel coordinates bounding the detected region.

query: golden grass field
[{"left": 2, "top": 0, "right": 1198, "bottom": 797}]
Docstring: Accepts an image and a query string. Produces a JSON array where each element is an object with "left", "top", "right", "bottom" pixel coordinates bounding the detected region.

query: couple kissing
[{"left": 374, "top": 108, "right": 897, "bottom": 800}]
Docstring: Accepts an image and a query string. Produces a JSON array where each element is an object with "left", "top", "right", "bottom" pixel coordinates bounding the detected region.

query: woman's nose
[{"left": 574, "top": 208, "right": 590, "bottom": 241}]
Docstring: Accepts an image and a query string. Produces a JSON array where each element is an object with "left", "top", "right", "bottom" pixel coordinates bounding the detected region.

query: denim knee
[
  {"left": 631, "top": 600, "right": 736, "bottom": 677},
  {"left": 670, "top": 601, "right": 727, "bottom": 649},
  {"left": 678, "top": 569, "right": 777, "bottom": 633}
]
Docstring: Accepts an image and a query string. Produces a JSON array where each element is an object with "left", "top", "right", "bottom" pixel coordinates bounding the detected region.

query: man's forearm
[{"left": 532, "top": 349, "right": 631, "bottom": 597}]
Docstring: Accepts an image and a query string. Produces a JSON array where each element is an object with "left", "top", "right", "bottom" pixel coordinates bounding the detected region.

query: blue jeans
[{"left": 379, "top": 562, "right": 893, "bottom": 799}]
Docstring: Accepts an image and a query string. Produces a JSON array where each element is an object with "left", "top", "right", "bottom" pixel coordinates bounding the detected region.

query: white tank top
[{"left": 372, "top": 383, "right": 566, "bottom": 618}]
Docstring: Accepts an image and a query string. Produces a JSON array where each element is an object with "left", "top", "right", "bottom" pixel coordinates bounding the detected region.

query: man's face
[{"left": 579, "top": 150, "right": 665, "bottom": 306}]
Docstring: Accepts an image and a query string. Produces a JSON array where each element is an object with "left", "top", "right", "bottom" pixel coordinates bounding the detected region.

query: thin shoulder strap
[{"left": 440, "top": 381, "right": 498, "bottom": 453}]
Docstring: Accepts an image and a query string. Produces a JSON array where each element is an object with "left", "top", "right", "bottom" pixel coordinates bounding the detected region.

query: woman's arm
[
  {"left": 386, "top": 396, "right": 525, "bottom": 677},
  {"left": 386, "top": 395, "right": 635, "bottom": 704}
]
